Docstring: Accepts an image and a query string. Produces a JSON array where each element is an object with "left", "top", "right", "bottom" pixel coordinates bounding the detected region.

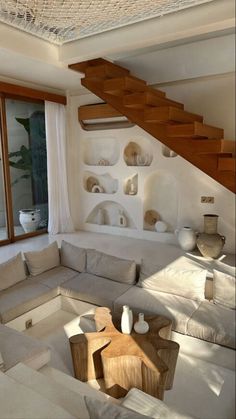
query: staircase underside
[{"left": 69, "top": 58, "right": 236, "bottom": 193}]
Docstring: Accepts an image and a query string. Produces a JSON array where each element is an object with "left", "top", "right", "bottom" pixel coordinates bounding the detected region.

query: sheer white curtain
[{"left": 45, "top": 101, "right": 74, "bottom": 234}]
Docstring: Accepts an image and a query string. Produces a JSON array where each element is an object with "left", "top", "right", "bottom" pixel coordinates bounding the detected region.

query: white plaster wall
[{"left": 67, "top": 73, "right": 235, "bottom": 253}]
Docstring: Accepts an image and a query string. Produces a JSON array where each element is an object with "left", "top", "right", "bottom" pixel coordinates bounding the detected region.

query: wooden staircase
[{"left": 69, "top": 58, "right": 236, "bottom": 193}]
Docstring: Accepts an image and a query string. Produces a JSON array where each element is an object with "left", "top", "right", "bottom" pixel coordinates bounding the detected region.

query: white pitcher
[{"left": 175, "top": 226, "right": 196, "bottom": 251}]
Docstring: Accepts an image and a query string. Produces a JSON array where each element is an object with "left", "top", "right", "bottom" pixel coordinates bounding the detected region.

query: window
[{"left": 0, "top": 96, "right": 48, "bottom": 244}]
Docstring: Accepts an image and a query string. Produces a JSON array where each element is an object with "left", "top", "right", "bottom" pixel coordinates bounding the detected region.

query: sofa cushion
[
  {"left": 30, "top": 266, "right": 78, "bottom": 289},
  {"left": 186, "top": 300, "right": 236, "bottom": 349},
  {"left": 114, "top": 286, "right": 200, "bottom": 334},
  {"left": 0, "top": 323, "right": 50, "bottom": 370},
  {"left": 138, "top": 259, "right": 207, "bottom": 301},
  {"left": 213, "top": 269, "right": 236, "bottom": 310},
  {"left": 86, "top": 249, "right": 136, "bottom": 285},
  {"left": 24, "top": 242, "right": 60, "bottom": 276},
  {"left": 60, "top": 273, "right": 132, "bottom": 308},
  {"left": 60, "top": 241, "right": 86, "bottom": 273},
  {"left": 122, "top": 388, "right": 195, "bottom": 419},
  {"left": 84, "top": 396, "right": 151, "bottom": 419},
  {"left": 0, "top": 280, "right": 58, "bottom": 323},
  {"left": 0, "top": 253, "right": 26, "bottom": 291}
]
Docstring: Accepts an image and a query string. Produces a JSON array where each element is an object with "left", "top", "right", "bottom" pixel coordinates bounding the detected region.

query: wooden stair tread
[
  {"left": 167, "top": 122, "right": 224, "bottom": 139},
  {"left": 85, "top": 63, "right": 130, "bottom": 79},
  {"left": 69, "top": 58, "right": 106, "bottom": 74},
  {"left": 104, "top": 76, "right": 146, "bottom": 94},
  {"left": 124, "top": 92, "right": 184, "bottom": 110},
  {"left": 144, "top": 106, "right": 203, "bottom": 124},
  {"left": 218, "top": 157, "right": 236, "bottom": 171}
]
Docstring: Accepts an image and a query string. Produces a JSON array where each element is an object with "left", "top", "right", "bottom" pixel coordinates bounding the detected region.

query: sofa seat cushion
[
  {"left": 60, "top": 273, "right": 132, "bottom": 308},
  {"left": 0, "top": 323, "right": 50, "bottom": 370},
  {"left": 30, "top": 266, "right": 78, "bottom": 289},
  {"left": 0, "top": 280, "right": 58, "bottom": 323},
  {"left": 114, "top": 287, "right": 200, "bottom": 334},
  {"left": 186, "top": 301, "right": 236, "bottom": 349}
]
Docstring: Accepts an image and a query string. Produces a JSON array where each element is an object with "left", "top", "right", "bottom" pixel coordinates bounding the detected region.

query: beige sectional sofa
[
  {"left": 0, "top": 239, "right": 235, "bottom": 418},
  {"left": 0, "top": 240, "right": 235, "bottom": 350}
]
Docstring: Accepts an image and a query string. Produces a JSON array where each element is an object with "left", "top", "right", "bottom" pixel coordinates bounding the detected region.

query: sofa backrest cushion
[
  {"left": 213, "top": 269, "right": 236, "bottom": 310},
  {"left": 86, "top": 249, "right": 136, "bottom": 285},
  {"left": 60, "top": 240, "right": 86, "bottom": 272},
  {"left": 24, "top": 242, "right": 60, "bottom": 276},
  {"left": 138, "top": 259, "right": 207, "bottom": 301},
  {"left": 0, "top": 253, "right": 26, "bottom": 291}
]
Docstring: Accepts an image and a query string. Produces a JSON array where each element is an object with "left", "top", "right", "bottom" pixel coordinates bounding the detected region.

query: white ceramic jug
[{"left": 175, "top": 226, "right": 196, "bottom": 251}]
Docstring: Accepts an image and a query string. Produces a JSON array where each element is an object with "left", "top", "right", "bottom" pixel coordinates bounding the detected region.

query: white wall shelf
[
  {"left": 124, "top": 173, "right": 138, "bottom": 196},
  {"left": 83, "top": 136, "right": 119, "bottom": 166},
  {"left": 86, "top": 200, "right": 137, "bottom": 229}
]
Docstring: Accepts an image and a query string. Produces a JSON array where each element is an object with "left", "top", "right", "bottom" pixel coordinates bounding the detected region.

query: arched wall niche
[
  {"left": 86, "top": 200, "right": 137, "bottom": 229},
  {"left": 143, "top": 170, "right": 179, "bottom": 232}
]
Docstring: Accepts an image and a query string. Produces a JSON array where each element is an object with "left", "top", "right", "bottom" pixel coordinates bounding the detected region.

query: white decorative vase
[
  {"left": 175, "top": 226, "right": 196, "bottom": 251},
  {"left": 19, "top": 209, "right": 41, "bottom": 233},
  {"left": 121, "top": 305, "right": 133, "bottom": 334},
  {"left": 96, "top": 208, "right": 105, "bottom": 225},
  {"left": 134, "top": 313, "right": 149, "bottom": 334},
  {"left": 118, "top": 211, "right": 127, "bottom": 227}
]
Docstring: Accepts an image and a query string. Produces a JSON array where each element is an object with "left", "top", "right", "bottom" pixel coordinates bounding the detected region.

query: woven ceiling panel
[{"left": 0, "top": 0, "right": 215, "bottom": 45}]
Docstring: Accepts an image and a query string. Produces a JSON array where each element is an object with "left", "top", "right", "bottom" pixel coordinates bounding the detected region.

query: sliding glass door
[
  {"left": 0, "top": 120, "right": 8, "bottom": 242},
  {"left": 0, "top": 96, "right": 48, "bottom": 244}
]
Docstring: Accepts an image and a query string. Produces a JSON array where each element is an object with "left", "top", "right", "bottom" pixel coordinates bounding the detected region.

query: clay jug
[
  {"left": 175, "top": 226, "right": 196, "bottom": 251},
  {"left": 196, "top": 214, "right": 225, "bottom": 259}
]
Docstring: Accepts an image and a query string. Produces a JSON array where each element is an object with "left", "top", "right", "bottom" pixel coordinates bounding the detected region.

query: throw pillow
[
  {"left": 121, "top": 388, "right": 195, "bottom": 419},
  {"left": 213, "top": 269, "right": 236, "bottom": 310},
  {"left": 24, "top": 242, "right": 60, "bottom": 276},
  {"left": 84, "top": 396, "right": 151, "bottom": 419},
  {"left": 138, "top": 259, "right": 207, "bottom": 301},
  {"left": 86, "top": 249, "right": 136, "bottom": 285},
  {"left": 0, "top": 253, "right": 26, "bottom": 291},
  {"left": 60, "top": 240, "right": 86, "bottom": 272}
]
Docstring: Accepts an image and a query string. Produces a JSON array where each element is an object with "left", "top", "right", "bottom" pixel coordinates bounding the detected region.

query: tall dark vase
[{"left": 196, "top": 214, "right": 225, "bottom": 258}]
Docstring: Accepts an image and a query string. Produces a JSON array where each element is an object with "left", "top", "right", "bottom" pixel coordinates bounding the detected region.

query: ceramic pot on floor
[
  {"left": 196, "top": 214, "right": 225, "bottom": 258},
  {"left": 175, "top": 226, "right": 196, "bottom": 251},
  {"left": 19, "top": 209, "right": 41, "bottom": 233}
]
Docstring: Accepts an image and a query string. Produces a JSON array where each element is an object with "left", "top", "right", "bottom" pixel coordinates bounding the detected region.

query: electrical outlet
[
  {"left": 201, "top": 196, "right": 214, "bottom": 203},
  {"left": 25, "top": 319, "right": 32, "bottom": 329}
]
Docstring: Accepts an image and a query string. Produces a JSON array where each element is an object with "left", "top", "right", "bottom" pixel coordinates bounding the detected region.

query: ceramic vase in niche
[
  {"left": 121, "top": 305, "right": 133, "bottom": 334},
  {"left": 175, "top": 227, "right": 196, "bottom": 251},
  {"left": 155, "top": 221, "right": 167, "bottom": 233},
  {"left": 118, "top": 210, "right": 127, "bottom": 227},
  {"left": 19, "top": 209, "right": 40, "bottom": 233},
  {"left": 96, "top": 208, "right": 105, "bottom": 225},
  {"left": 134, "top": 313, "right": 149, "bottom": 334},
  {"left": 196, "top": 214, "right": 225, "bottom": 259}
]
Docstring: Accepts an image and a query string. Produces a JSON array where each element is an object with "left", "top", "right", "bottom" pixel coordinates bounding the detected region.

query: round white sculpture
[
  {"left": 19, "top": 209, "right": 41, "bottom": 233},
  {"left": 155, "top": 221, "right": 167, "bottom": 232}
]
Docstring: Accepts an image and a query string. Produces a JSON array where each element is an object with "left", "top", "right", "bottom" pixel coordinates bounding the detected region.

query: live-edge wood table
[{"left": 69, "top": 307, "right": 179, "bottom": 400}]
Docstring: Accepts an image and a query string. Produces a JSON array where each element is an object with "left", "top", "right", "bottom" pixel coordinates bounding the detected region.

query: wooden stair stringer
[{"left": 81, "top": 77, "right": 235, "bottom": 193}]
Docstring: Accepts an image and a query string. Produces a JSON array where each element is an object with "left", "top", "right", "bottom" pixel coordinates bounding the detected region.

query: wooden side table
[{"left": 69, "top": 307, "right": 179, "bottom": 399}]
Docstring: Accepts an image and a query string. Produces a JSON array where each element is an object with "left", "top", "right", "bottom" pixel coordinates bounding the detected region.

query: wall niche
[
  {"left": 144, "top": 171, "right": 179, "bottom": 232},
  {"left": 83, "top": 136, "right": 119, "bottom": 166},
  {"left": 123, "top": 139, "right": 153, "bottom": 166},
  {"left": 86, "top": 201, "right": 137, "bottom": 229},
  {"left": 124, "top": 174, "right": 138, "bottom": 195},
  {"left": 83, "top": 172, "right": 118, "bottom": 194}
]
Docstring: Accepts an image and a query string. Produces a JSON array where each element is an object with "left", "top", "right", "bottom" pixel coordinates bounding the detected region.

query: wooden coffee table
[{"left": 69, "top": 307, "right": 179, "bottom": 400}]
